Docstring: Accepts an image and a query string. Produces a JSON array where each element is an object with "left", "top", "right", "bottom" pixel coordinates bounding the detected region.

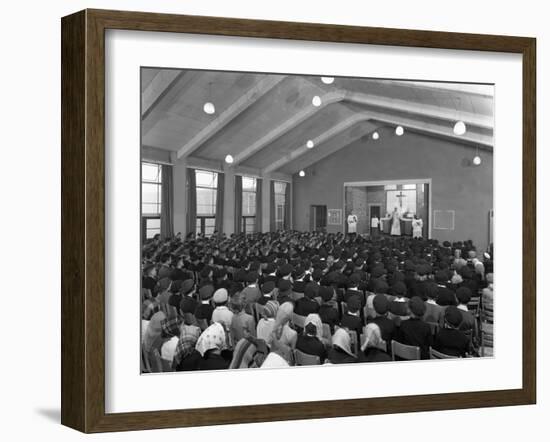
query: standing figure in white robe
[
  {"left": 347, "top": 212, "right": 358, "bottom": 234},
  {"left": 412, "top": 215, "right": 423, "bottom": 238},
  {"left": 390, "top": 208, "right": 402, "bottom": 236}
]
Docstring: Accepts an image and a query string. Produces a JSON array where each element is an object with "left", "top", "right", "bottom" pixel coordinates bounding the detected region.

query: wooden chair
[
  {"left": 322, "top": 323, "right": 332, "bottom": 341},
  {"left": 480, "top": 299, "right": 494, "bottom": 357},
  {"left": 391, "top": 340, "right": 421, "bottom": 361},
  {"left": 294, "top": 349, "right": 321, "bottom": 366},
  {"left": 429, "top": 347, "right": 456, "bottom": 359},
  {"left": 467, "top": 296, "right": 481, "bottom": 318},
  {"left": 348, "top": 330, "right": 359, "bottom": 355}
]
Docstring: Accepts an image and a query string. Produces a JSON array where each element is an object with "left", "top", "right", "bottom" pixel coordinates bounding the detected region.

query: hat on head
[
  {"left": 304, "top": 282, "right": 319, "bottom": 299},
  {"left": 371, "top": 266, "right": 387, "bottom": 279},
  {"left": 143, "top": 263, "right": 156, "bottom": 274},
  {"left": 199, "top": 284, "right": 215, "bottom": 300},
  {"left": 435, "top": 270, "right": 449, "bottom": 283},
  {"left": 279, "top": 263, "right": 294, "bottom": 277},
  {"left": 179, "top": 296, "right": 196, "bottom": 314},
  {"left": 262, "top": 300, "right": 279, "bottom": 318},
  {"left": 319, "top": 286, "right": 334, "bottom": 302},
  {"left": 424, "top": 282, "right": 438, "bottom": 299},
  {"left": 373, "top": 294, "right": 389, "bottom": 315},
  {"left": 181, "top": 279, "right": 195, "bottom": 294},
  {"left": 349, "top": 273, "right": 361, "bottom": 285},
  {"left": 246, "top": 272, "right": 258, "bottom": 283},
  {"left": 170, "top": 280, "right": 183, "bottom": 293},
  {"left": 373, "top": 279, "right": 389, "bottom": 294},
  {"left": 311, "top": 268, "right": 323, "bottom": 281},
  {"left": 262, "top": 281, "right": 275, "bottom": 295},
  {"left": 293, "top": 266, "right": 306, "bottom": 279},
  {"left": 409, "top": 296, "right": 426, "bottom": 317},
  {"left": 157, "top": 277, "right": 172, "bottom": 291},
  {"left": 392, "top": 281, "right": 407, "bottom": 297},
  {"left": 277, "top": 279, "right": 292, "bottom": 294},
  {"left": 445, "top": 306, "right": 463, "bottom": 328},
  {"left": 265, "top": 263, "right": 277, "bottom": 274},
  {"left": 213, "top": 288, "right": 228, "bottom": 304},
  {"left": 456, "top": 286, "right": 472, "bottom": 304},
  {"left": 234, "top": 269, "right": 247, "bottom": 283}
]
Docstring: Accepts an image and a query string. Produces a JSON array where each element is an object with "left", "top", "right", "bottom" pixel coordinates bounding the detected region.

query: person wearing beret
[
  {"left": 396, "top": 297, "right": 432, "bottom": 359},
  {"left": 368, "top": 294, "right": 395, "bottom": 344},
  {"left": 294, "top": 282, "right": 320, "bottom": 317},
  {"left": 317, "top": 286, "right": 340, "bottom": 334},
  {"left": 434, "top": 306, "right": 470, "bottom": 357},
  {"left": 276, "top": 279, "right": 294, "bottom": 306},
  {"left": 260, "top": 262, "right": 278, "bottom": 286},
  {"left": 388, "top": 281, "right": 410, "bottom": 325},
  {"left": 340, "top": 295, "right": 363, "bottom": 339},
  {"left": 211, "top": 288, "right": 234, "bottom": 330},
  {"left": 423, "top": 282, "right": 446, "bottom": 327},
  {"left": 195, "top": 284, "right": 215, "bottom": 324},
  {"left": 257, "top": 281, "right": 276, "bottom": 306},
  {"left": 434, "top": 270, "right": 458, "bottom": 306}
]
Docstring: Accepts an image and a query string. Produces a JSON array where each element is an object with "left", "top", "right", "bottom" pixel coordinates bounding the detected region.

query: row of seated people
[{"left": 142, "top": 277, "right": 493, "bottom": 372}]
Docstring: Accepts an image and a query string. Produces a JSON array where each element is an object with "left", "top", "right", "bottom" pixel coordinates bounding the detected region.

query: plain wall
[
  {"left": 293, "top": 126, "right": 493, "bottom": 251},
  {"left": 4, "top": 1, "right": 547, "bottom": 441}
]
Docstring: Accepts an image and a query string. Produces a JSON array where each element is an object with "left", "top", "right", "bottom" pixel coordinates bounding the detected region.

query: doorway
[
  {"left": 309, "top": 205, "right": 327, "bottom": 232},
  {"left": 369, "top": 204, "right": 381, "bottom": 236}
]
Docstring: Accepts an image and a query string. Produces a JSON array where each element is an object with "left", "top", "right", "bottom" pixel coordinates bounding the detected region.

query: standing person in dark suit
[
  {"left": 434, "top": 306, "right": 470, "bottom": 357},
  {"left": 397, "top": 296, "right": 432, "bottom": 359}
]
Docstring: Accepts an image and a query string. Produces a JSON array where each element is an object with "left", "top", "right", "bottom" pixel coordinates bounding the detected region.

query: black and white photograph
[{"left": 140, "top": 68, "right": 494, "bottom": 373}]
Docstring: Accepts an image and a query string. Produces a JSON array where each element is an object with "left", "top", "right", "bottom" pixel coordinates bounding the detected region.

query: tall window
[
  {"left": 195, "top": 169, "right": 218, "bottom": 236},
  {"left": 274, "top": 181, "right": 287, "bottom": 230},
  {"left": 141, "top": 162, "right": 162, "bottom": 239},
  {"left": 242, "top": 176, "right": 257, "bottom": 234}
]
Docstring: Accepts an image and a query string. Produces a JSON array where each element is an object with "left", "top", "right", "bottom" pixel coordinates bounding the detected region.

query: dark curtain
[
  {"left": 186, "top": 168, "right": 196, "bottom": 236},
  {"left": 215, "top": 172, "right": 225, "bottom": 234},
  {"left": 234, "top": 175, "right": 243, "bottom": 234},
  {"left": 270, "top": 180, "right": 276, "bottom": 231},
  {"left": 160, "top": 164, "right": 174, "bottom": 239},
  {"left": 255, "top": 178, "right": 262, "bottom": 233},
  {"left": 284, "top": 182, "right": 291, "bottom": 230}
]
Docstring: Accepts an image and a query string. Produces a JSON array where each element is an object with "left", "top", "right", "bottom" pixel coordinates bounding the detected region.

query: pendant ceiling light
[
  {"left": 225, "top": 154, "right": 234, "bottom": 164},
  {"left": 372, "top": 131, "right": 380, "bottom": 140},
  {"left": 306, "top": 140, "right": 314, "bottom": 149},
  {"left": 395, "top": 126, "right": 404, "bottom": 136},
  {"left": 203, "top": 81, "right": 215, "bottom": 115},
  {"left": 312, "top": 95, "right": 322, "bottom": 107},
  {"left": 299, "top": 170, "right": 305, "bottom": 177},
  {"left": 453, "top": 120, "right": 466, "bottom": 135},
  {"left": 321, "top": 76, "right": 334, "bottom": 84}
]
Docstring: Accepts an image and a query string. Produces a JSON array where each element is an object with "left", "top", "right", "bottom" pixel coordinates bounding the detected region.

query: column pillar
[
  {"left": 223, "top": 165, "right": 235, "bottom": 235},
  {"left": 172, "top": 156, "right": 187, "bottom": 235},
  {"left": 262, "top": 174, "right": 271, "bottom": 232}
]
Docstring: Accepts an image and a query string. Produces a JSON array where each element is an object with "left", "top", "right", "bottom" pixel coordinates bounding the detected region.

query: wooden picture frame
[{"left": 61, "top": 9, "right": 536, "bottom": 433}]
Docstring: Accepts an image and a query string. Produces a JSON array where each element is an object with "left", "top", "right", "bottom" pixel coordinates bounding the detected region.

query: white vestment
[
  {"left": 390, "top": 212, "right": 401, "bottom": 235},
  {"left": 347, "top": 214, "right": 358, "bottom": 233},
  {"left": 412, "top": 218, "right": 423, "bottom": 238}
]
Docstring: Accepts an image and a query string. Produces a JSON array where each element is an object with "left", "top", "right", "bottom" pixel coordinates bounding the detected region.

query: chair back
[
  {"left": 322, "top": 323, "right": 332, "bottom": 341},
  {"left": 391, "top": 340, "right": 421, "bottom": 361},
  {"left": 348, "top": 330, "right": 359, "bottom": 355},
  {"left": 294, "top": 349, "right": 321, "bottom": 366},
  {"left": 429, "top": 347, "right": 456, "bottom": 359}
]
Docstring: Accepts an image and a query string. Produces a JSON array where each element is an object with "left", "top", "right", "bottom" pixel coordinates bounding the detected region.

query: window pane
[
  {"left": 242, "top": 191, "right": 256, "bottom": 216},
  {"left": 196, "top": 219, "right": 201, "bottom": 232},
  {"left": 384, "top": 184, "right": 397, "bottom": 190},
  {"left": 142, "top": 163, "right": 161, "bottom": 182},
  {"left": 146, "top": 228, "right": 160, "bottom": 239},
  {"left": 403, "top": 184, "right": 417, "bottom": 190},
  {"left": 196, "top": 188, "right": 217, "bottom": 215},
  {"left": 205, "top": 218, "right": 216, "bottom": 227},
  {"left": 146, "top": 218, "right": 160, "bottom": 229},
  {"left": 142, "top": 202, "right": 161, "bottom": 215},
  {"left": 142, "top": 183, "right": 160, "bottom": 203},
  {"left": 205, "top": 226, "right": 215, "bottom": 237},
  {"left": 274, "top": 181, "right": 287, "bottom": 194},
  {"left": 196, "top": 170, "right": 218, "bottom": 188},
  {"left": 242, "top": 176, "right": 256, "bottom": 192}
]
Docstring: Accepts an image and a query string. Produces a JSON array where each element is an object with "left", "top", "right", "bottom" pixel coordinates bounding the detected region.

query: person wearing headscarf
[
  {"left": 295, "top": 314, "right": 327, "bottom": 363},
  {"left": 274, "top": 301, "right": 298, "bottom": 348},
  {"left": 260, "top": 351, "right": 290, "bottom": 368},
  {"left": 359, "top": 323, "right": 392, "bottom": 362},
  {"left": 256, "top": 300, "right": 279, "bottom": 346},
  {"left": 196, "top": 322, "right": 230, "bottom": 370},
  {"left": 328, "top": 328, "right": 357, "bottom": 364},
  {"left": 142, "top": 311, "right": 166, "bottom": 353},
  {"left": 230, "top": 336, "right": 270, "bottom": 369},
  {"left": 173, "top": 299, "right": 202, "bottom": 371}
]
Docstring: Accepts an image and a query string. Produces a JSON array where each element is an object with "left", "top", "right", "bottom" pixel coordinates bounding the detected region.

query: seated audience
[
  {"left": 360, "top": 323, "right": 392, "bottom": 362},
  {"left": 328, "top": 328, "right": 358, "bottom": 364},
  {"left": 196, "top": 322, "right": 231, "bottom": 370},
  {"left": 296, "top": 315, "right": 327, "bottom": 363},
  {"left": 397, "top": 296, "right": 432, "bottom": 359},
  {"left": 317, "top": 285, "right": 340, "bottom": 333},
  {"left": 434, "top": 306, "right": 470, "bottom": 357}
]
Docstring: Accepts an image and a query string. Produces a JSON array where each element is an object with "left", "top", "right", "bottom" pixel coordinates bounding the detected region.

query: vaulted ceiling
[{"left": 141, "top": 68, "right": 494, "bottom": 177}]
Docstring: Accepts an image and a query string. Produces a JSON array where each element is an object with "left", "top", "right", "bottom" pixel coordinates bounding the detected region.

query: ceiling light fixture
[
  {"left": 306, "top": 140, "right": 314, "bottom": 149},
  {"left": 203, "top": 81, "right": 216, "bottom": 115},
  {"left": 453, "top": 120, "right": 466, "bottom": 135},
  {"left": 395, "top": 126, "right": 404, "bottom": 136},
  {"left": 312, "top": 95, "right": 322, "bottom": 107},
  {"left": 299, "top": 170, "right": 305, "bottom": 177},
  {"left": 473, "top": 155, "right": 481, "bottom": 166},
  {"left": 225, "top": 154, "right": 234, "bottom": 164},
  {"left": 372, "top": 131, "right": 380, "bottom": 140},
  {"left": 321, "top": 77, "right": 334, "bottom": 85}
]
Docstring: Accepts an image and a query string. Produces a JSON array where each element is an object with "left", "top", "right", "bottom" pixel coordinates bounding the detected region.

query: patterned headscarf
[
  {"left": 362, "top": 322, "right": 386, "bottom": 352},
  {"left": 195, "top": 322, "right": 226, "bottom": 357}
]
